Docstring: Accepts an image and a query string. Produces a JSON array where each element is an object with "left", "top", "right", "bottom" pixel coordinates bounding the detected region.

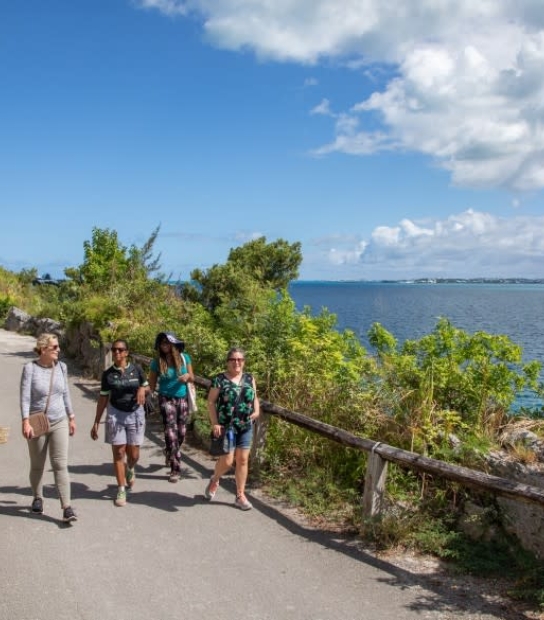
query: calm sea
[{"left": 289, "top": 281, "right": 544, "bottom": 410}]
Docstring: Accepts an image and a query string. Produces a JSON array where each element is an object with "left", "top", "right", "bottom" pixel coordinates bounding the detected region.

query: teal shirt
[{"left": 150, "top": 353, "right": 191, "bottom": 398}]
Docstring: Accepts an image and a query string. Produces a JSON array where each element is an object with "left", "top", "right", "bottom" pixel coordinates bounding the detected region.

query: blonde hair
[{"left": 34, "top": 333, "right": 59, "bottom": 355}]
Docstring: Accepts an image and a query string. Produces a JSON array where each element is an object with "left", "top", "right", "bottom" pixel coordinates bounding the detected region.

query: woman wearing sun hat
[{"left": 148, "top": 332, "right": 195, "bottom": 483}]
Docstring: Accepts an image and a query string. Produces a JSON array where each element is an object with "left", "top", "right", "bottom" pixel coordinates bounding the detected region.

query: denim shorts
[
  {"left": 105, "top": 404, "right": 145, "bottom": 446},
  {"left": 226, "top": 425, "right": 253, "bottom": 452}
]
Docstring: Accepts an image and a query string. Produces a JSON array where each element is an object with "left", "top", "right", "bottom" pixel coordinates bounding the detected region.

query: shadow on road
[{"left": 0, "top": 485, "right": 77, "bottom": 528}]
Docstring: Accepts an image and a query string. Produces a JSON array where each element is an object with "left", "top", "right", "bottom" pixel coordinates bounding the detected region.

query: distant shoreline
[
  {"left": 292, "top": 278, "right": 544, "bottom": 285},
  {"left": 34, "top": 277, "right": 544, "bottom": 287}
]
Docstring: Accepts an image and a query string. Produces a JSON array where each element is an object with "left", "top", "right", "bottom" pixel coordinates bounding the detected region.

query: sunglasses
[
  {"left": 47, "top": 345, "right": 60, "bottom": 351},
  {"left": 111, "top": 347, "right": 127, "bottom": 353},
  {"left": 228, "top": 358, "right": 244, "bottom": 362}
]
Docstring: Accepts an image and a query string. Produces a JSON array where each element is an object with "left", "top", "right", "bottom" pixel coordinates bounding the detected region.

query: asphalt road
[{"left": 0, "top": 329, "right": 514, "bottom": 620}]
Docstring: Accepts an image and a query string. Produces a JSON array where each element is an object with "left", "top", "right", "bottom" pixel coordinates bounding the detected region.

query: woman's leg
[
  {"left": 162, "top": 398, "right": 179, "bottom": 473},
  {"left": 47, "top": 417, "right": 71, "bottom": 508},
  {"left": 213, "top": 452, "right": 235, "bottom": 480},
  {"left": 234, "top": 448, "right": 250, "bottom": 498},
  {"left": 27, "top": 433, "right": 49, "bottom": 500},
  {"left": 205, "top": 451, "right": 235, "bottom": 499},
  {"left": 126, "top": 444, "right": 140, "bottom": 470},
  {"left": 172, "top": 398, "right": 189, "bottom": 474},
  {"left": 124, "top": 408, "right": 144, "bottom": 486},
  {"left": 112, "top": 445, "right": 127, "bottom": 486}
]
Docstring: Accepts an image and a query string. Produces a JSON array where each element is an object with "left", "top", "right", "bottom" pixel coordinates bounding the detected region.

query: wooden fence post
[{"left": 362, "top": 447, "right": 388, "bottom": 518}]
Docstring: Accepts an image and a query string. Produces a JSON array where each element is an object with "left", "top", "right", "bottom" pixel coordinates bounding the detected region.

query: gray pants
[{"left": 27, "top": 416, "right": 71, "bottom": 507}]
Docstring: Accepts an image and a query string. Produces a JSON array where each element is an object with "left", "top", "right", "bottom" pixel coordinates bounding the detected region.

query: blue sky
[{"left": 2, "top": 0, "right": 544, "bottom": 281}]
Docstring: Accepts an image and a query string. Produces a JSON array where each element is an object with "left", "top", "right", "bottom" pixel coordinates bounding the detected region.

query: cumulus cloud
[
  {"left": 136, "top": 0, "right": 544, "bottom": 191},
  {"left": 324, "top": 210, "right": 544, "bottom": 279}
]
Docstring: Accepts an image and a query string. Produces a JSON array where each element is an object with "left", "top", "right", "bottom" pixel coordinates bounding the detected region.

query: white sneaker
[
  {"left": 234, "top": 495, "right": 252, "bottom": 511},
  {"left": 205, "top": 478, "right": 219, "bottom": 500}
]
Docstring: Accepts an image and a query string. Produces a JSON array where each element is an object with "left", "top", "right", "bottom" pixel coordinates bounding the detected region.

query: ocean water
[{"left": 289, "top": 281, "right": 544, "bottom": 410}]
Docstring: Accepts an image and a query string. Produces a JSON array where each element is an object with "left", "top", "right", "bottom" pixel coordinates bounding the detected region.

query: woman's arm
[
  {"left": 136, "top": 365, "right": 149, "bottom": 405},
  {"left": 249, "top": 377, "right": 260, "bottom": 420},
  {"left": 20, "top": 363, "right": 34, "bottom": 439},
  {"left": 178, "top": 354, "right": 194, "bottom": 384},
  {"left": 90, "top": 394, "right": 109, "bottom": 440},
  {"left": 61, "top": 363, "right": 76, "bottom": 436},
  {"left": 207, "top": 386, "right": 222, "bottom": 436},
  {"left": 148, "top": 369, "right": 158, "bottom": 392},
  {"left": 183, "top": 363, "right": 195, "bottom": 383}
]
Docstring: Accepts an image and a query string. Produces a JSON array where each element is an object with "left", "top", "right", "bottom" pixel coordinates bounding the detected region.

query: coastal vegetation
[{"left": 2, "top": 226, "right": 544, "bottom": 607}]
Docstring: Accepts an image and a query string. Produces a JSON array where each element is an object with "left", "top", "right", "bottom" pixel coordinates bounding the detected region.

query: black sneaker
[
  {"left": 31, "top": 497, "right": 43, "bottom": 514},
  {"left": 63, "top": 506, "right": 77, "bottom": 523}
]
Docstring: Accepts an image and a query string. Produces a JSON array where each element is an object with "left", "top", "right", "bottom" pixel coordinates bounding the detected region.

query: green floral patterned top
[{"left": 212, "top": 372, "right": 256, "bottom": 431}]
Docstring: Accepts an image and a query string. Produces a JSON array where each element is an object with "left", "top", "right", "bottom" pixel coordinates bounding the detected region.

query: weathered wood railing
[{"left": 128, "top": 350, "right": 544, "bottom": 518}]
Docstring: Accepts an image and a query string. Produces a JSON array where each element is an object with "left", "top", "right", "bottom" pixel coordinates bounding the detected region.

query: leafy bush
[{"left": 3, "top": 226, "right": 544, "bottom": 592}]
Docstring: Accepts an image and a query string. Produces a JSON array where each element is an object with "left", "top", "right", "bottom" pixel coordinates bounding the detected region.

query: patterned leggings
[{"left": 159, "top": 395, "right": 189, "bottom": 474}]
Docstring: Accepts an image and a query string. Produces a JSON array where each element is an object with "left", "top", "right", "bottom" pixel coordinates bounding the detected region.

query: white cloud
[
  {"left": 304, "top": 77, "right": 318, "bottom": 87},
  {"left": 310, "top": 98, "right": 333, "bottom": 116},
  {"left": 136, "top": 0, "right": 544, "bottom": 192},
  {"left": 234, "top": 230, "right": 265, "bottom": 243},
  {"left": 136, "top": 0, "right": 189, "bottom": 16},
  {"left": 328, "top": 210, "right": 544, "bottom": 279}
]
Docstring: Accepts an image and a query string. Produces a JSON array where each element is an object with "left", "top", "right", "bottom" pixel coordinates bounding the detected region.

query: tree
[
  {"left": 227, "top": 237, "right": 302, "bottom": 290},
  {"left": 183, "top": 236, "right": 302, "bottom": 313},
  {"left": 64, "top": 226, "right": 162, "bottom": 293}
]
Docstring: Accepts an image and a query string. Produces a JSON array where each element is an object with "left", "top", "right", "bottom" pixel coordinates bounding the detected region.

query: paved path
[{"left": 0, "top": 329, "right": 517, "bottom": 620}]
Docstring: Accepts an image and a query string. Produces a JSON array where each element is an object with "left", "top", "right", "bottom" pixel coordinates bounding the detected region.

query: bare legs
[
  {"left": 211, "top": 448, "right": 250, "bottom": 498},
  {"left": 112, "top": 444, "right": 140, "bottom": 486}
]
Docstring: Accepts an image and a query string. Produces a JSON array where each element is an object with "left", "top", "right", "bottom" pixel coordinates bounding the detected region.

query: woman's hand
[
  {"left": 178, "top": 373, "right": 190, "bottom": 383},
  {"left": 22, "top": 419, "right": 34, "bottom": 440},
  {"left": 136, "top": 386, "right": 146, "bottom": 406},
  {"left": 211, "top": 423, "right": 222, "bottom": 437},
  {"left": 90, "top": 422, "right": 99, "bottom": 441},
  {"left": 69, "top": 418, "right": 76, "bottom": 436}
]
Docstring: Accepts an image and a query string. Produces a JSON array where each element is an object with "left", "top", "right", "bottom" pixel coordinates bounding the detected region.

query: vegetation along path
[{"left": 0, "top": 329, "right": 533, "bottom": 620}]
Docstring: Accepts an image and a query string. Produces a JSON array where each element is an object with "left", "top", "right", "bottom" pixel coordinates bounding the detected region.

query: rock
[
  {"left": 501, "top": 429, "right": 540, "bottom": 449},
  {"left": 4, "top": 307, "right": 31, "bottom": 332}
]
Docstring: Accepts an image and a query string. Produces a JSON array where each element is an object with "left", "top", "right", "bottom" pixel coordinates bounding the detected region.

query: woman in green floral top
[{"left": 204, "top": 347, "right": 260, "bottom": 510}]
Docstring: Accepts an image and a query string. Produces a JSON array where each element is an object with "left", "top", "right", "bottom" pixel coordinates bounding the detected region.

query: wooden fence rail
[{"left": 129, "top": 351, "right": 544, "bottom": 518}]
